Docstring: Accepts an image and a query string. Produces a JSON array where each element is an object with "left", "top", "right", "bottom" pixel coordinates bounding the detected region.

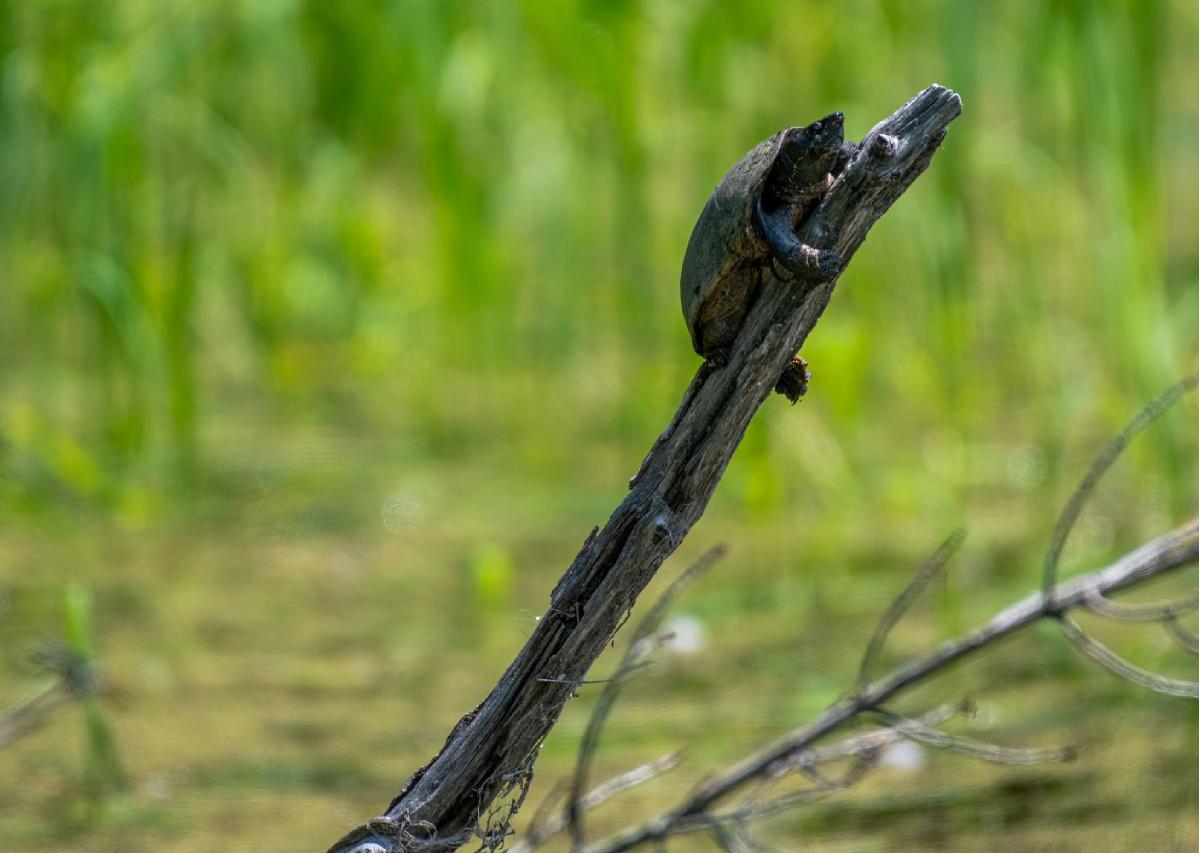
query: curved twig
[
  {"left": 857, "top": 528, "right": 966, "bottom": 689},
  {"left": 875, "top": 708, "right": 1076, "bottom": 765},
  {"left": 769, "top": 702, "right": 962, "bottom": 781},
  {"left": 1055, "top": 615, "right": 1199, "bottom": 698},
  {"left": 1042, "top": 376, "right": 1197, "bottom": 601},
  {"left": 1163, "top": 617, "right": 1200, "bottom": 655},
  {"left": 566, "top": 545, "right": 723, "bottom": 850},
  {"left": 1083, "top": 589, "right": 1198, "bottom": 621},
  {"left": 510, "top": 752, "right": 681, "bottom": 852}
]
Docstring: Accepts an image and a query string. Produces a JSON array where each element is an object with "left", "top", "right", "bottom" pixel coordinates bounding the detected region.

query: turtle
[{"left": 679, "top": 112, "right": 854, "bottom": 402}]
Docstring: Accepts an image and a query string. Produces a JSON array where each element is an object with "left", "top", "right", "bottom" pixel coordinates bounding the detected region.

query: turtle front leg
[{"left": 756, "top": 200, "right": 840, "bottom": 282}]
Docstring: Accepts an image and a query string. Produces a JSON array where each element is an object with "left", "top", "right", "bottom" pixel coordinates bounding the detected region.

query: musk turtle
[{"left": 680, "top": 112, "right": 853, "bottom": 401}]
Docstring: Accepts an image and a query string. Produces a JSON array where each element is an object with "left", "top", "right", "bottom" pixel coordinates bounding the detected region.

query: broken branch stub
[{"left": 331, "top": 84, "right": 963, "bottom": 853}]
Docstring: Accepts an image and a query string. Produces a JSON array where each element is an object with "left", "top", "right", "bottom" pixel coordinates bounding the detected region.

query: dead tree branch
[
  {"left": 0, "top": 642, "right": 100, "bottom": 750},
  {"left": 330, "top": 84, "right": 963, "bottom": 853},
  {"left": 578, "top": 378, "right": 1198, "bottom": 851},
  {"left": 586, "top": 520, "right": 1197, "bottom": 853},
  {"left": 526, "top": 380, "right": 1197, "bottom": 851}
]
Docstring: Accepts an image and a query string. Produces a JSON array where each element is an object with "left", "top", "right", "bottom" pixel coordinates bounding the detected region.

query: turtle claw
[
  {"left": 705, "top": 348, "right": 730, "bottom": 369},
  {"left": 818, "top": 248, "right": 840, "bottom": 279}
]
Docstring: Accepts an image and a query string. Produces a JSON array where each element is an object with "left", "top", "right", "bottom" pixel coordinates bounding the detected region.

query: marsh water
[{"left": 0, "top": 1, "right": 1196, "bottom": 850}]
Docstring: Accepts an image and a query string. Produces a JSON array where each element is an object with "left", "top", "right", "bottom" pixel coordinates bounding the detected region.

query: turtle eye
[{"left": 808, "top": 121, "right": 823, "bottom": 133}]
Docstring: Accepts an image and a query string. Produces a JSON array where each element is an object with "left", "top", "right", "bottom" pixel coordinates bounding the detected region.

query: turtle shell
[{"left": 679, "top": 129, "right": 789, "bottom": 357}]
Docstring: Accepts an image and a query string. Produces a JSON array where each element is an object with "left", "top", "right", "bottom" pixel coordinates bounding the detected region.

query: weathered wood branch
[
  {"left": 0, "top": 643, "right": 100, "bottom": 750},
  {"left": 587, "top": 519, "right": 1199, "bottom": 853},
  {"left": 330, "top": 84, "right": 962, "bottom": 853}
]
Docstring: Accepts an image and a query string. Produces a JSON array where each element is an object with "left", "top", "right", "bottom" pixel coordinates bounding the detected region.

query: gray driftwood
[
  {"left": 331, "top": 84, "right": 963, "bottom": 853},
  {"left": 585, "top": 519, "right": 1199, "bottom": 853}
]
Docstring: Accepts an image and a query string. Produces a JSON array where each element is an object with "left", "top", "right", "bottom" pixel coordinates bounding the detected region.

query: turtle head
[
  {"left": 801, "top": 112, "right": 845, "bottom": 151},
  {"left": 768, "top": 113, "right": 845, "bottom": 203}
]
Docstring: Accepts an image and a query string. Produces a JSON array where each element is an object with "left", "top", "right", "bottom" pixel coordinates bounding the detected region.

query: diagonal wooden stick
[{"left": 330, "top": 84, "right": 963, "bottom": 853}]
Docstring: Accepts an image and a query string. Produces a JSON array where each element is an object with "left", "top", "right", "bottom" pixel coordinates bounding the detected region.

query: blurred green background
[{"left": 0, "top": 0, "right": 1196, "bottom": 851}]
